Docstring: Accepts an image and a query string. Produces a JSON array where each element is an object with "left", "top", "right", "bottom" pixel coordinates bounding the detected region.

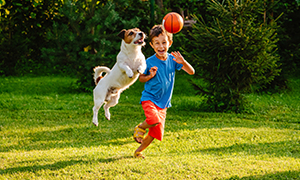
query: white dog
[{"left": 92, "top": 28, "right": 146, "bottom": 126}]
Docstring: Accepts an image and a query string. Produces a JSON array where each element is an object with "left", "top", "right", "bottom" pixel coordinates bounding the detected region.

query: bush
[{"left": 183, "top": 0, "right": 281, "bottom": 112}]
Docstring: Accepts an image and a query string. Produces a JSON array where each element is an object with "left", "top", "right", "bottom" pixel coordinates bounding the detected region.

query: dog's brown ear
[{"left": 118, "top": 29, "right": 126, "bottom": 39}]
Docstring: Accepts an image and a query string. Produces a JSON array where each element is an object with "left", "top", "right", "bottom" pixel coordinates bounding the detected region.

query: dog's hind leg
[
  {"left": 103, "top": 93, "right": 120, "bottom": 120},
  {"left": 92, "top": 100, "right": 104, "bottom": 126}
]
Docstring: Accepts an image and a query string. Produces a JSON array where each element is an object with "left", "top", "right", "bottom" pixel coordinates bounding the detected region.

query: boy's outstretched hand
[
  {"left": 171, "top": 51, "right": 185, "bottom": 64},
  {"left": 171, "top": 51, "right": 195, "bottom": 75}
]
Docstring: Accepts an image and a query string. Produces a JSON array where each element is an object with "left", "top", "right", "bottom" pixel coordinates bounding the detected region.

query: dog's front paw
[
  {"left": 137, "top": 66, "right": 146, "bottom": 74},
  {"left": 127, "top": 72, "right": 134, "bottom": 78},
  {"left": 137, "top": 69, "right": 145, "bottom": 75}
]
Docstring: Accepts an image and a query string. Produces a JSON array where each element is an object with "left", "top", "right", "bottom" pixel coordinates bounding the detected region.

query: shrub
[{"left": 183, "top": 0, "right": 281, "bottom": 112}]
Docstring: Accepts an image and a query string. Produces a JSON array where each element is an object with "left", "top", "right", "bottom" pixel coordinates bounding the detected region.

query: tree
[{"left": 183, "top": 0, "right": 281, "bottom": 112}]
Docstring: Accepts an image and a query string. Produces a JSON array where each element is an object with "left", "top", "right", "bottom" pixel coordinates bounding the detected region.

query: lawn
[{"left": 0, "top": 75, "right": 299, "bottom": 179}]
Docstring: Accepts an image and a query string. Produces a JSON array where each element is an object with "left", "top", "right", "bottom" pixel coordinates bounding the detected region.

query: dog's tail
[{"left": 93, "top": 66, "right": 111, "bottom": 85}]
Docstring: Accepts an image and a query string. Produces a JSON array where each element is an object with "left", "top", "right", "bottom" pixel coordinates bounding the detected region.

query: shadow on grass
[
  {"left": 0, "top": 124, "right": 135, "bottom": 152},
  {"left": 194, "top": 140, "right": 300, "bottom": 158},
  {"left": 226, "top": 170, "right": 300, "bottom": 180},
  {"left": 0, "top": 156, "right": 133, "bottom": 175},
  {"left": 0, "top": 160, "right": 86, "bottom": 175}
]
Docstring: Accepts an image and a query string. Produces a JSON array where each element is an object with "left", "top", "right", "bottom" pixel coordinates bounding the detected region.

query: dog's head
[{"left": 118, "top": 28, "right": 146, "bottom": 46}]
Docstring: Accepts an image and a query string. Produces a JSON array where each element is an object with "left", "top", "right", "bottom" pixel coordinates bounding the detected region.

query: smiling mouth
[{"left": 158, "top": 50, "right": 165, "bottom": 54}]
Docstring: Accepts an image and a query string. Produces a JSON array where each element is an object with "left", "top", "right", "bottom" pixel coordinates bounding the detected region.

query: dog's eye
[{"left": 129, "top": 32, "right": 134, "bottom": 35}]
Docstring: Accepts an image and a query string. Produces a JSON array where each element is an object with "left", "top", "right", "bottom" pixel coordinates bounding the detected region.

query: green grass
[{"left": 0, "top": 75, "right": 299, "bottom": 179}]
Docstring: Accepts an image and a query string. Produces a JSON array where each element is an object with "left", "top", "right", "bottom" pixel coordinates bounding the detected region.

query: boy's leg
[
  {"left": 134, "top": 121, "right": 157, "bottom": 143},
  {"left": 139, "top": 121, "right": 158, "bottom": 129},
  {"left": 134, "top": 134, "right": 155, "bottom": 158},
  {"left": 134, "top": 101, "right": 161, "bottom": 143}
]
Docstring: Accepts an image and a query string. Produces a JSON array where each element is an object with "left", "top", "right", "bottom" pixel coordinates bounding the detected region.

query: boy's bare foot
[{"left": 133, "top": 123, "right": 146, "bottom": 144}]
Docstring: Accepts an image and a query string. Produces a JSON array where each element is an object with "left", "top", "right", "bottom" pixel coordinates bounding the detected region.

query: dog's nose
[{"left": 138, "top": 32, "right": 143, "bottom": 37}]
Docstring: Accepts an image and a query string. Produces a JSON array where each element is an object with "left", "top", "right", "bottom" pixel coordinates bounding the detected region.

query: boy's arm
[
  {"left": 181, "top": 61, "right": 195, "bottom": 75},
  {"left": 171, "top": 51, "right": 195, "bottom": 75},
  {"left": 139, "top": 66, "right": 158, "bottom": 82}
]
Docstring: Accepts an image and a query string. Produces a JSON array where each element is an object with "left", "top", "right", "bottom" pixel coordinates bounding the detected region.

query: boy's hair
[{"left": 149, "top": 25, "right": 173, "bottom": 44}]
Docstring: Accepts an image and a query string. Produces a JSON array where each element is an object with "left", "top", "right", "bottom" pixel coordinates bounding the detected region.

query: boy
[{"left": 133, "top": 25, "right": 195, "bottom": 158}]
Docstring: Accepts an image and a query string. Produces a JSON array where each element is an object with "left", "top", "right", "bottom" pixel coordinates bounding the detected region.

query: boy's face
[{"left": 150, "top": 34, "right": 173, "bottom": 60}]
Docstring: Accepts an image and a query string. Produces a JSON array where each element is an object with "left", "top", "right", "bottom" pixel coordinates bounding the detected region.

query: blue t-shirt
[{"left": 140, "top": 53, "right": 183, "bottom": 109}]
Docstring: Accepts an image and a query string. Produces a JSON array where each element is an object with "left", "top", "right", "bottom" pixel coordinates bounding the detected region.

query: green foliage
[
  {"left": 273, "top": 0, "right": 300, "bottom": 75},
  {"left": 0, "top": 0, "right": 59, "bottom": 76},
  {"left": 42, "top": 0, "right": 152, "bottom": 92},
  {"left": 163, "top": 0, "right": 206, "bottom": 17},
  {"left": 183, "top": 0, "right": 281, "bottom": 112}
]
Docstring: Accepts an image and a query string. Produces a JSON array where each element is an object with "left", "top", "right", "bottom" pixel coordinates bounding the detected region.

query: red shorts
[{"left": 142, "top": 101, "right": 167, "bottom": 141}]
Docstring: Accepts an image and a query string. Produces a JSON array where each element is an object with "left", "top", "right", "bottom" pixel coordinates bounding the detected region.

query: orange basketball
[{"left": 162, "top": 12, "right": 184, "bottom": 34}]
